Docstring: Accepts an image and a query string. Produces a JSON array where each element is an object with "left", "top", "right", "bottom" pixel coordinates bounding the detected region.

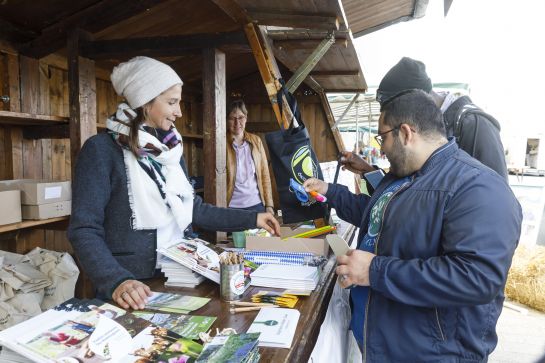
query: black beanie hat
[{"left": 377, "top": 57, "right": 432, "bottom": 105}]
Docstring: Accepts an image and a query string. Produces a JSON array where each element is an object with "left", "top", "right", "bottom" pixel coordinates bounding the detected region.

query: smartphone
[
  {"left": 326, "top": 235, "right": 350, "bottom": 256},
  {"left": 363, "top": 169, "right": 385, "bottom": 191}
]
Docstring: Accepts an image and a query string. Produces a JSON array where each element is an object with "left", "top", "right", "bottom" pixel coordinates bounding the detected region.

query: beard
[{"left": 386, "top": 137, "right": 412, "bottom": 177}]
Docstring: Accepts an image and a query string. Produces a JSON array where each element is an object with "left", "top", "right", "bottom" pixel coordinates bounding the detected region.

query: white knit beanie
[{"left": 110, "top": 56, "right": 183, "bottom": 109}]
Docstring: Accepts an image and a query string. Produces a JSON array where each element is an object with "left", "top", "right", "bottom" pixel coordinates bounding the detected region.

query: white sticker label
[
  {"left": 230, "top": 270, "right": 246, "bottom": 295},
  {"left": 44, "top": 186, "right": 62, "bottom": 200}
]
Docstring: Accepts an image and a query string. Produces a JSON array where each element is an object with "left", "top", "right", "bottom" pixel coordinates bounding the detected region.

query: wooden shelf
[
  {"left": 0, "top": 110, "right": 69, "bottom": 126},
  {"left": 181, "top": 133, "right": 203, "bottom": 139},
  {"left": 0, "top": 216, "right": 69, "bottom": 234}
]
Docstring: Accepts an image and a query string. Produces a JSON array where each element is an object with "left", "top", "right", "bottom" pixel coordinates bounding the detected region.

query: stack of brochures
[
  {"left": 158, "top": 239, "right": 223, "bottom": 283},
  {"left": 247, "top": 307, "right": 300, "bottom": 348},
  {"left": 160, "top": 256, "right": 205, "bottom": 287},
  {"left": 250, "top": 264, "right": 320, "bottom": 290},
  {"left": 0, "top": 297, "right": 204, "bottom": 362}
]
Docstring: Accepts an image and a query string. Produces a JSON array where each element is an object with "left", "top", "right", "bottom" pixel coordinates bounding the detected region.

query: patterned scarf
[{"left": 107, "top": 102, "right": 194, "bottom": 232}]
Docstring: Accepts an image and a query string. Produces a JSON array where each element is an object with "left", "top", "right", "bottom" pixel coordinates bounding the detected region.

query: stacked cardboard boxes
[
  {"left": 0, "top": 180, "right": 71, "bottom": 220},
  {"left": 0, "top": 190, "right": 22, "bottom": 225}
]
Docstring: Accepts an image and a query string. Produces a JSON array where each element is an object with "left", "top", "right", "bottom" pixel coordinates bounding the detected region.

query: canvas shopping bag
[
  {"left": 0, "top": 251, "right": 47, "bottom": 331},
  {"left": 26, "top": 247, "right": 80, "bottom": 310},
  {"left": 308, "top": 282, "right": 355, "bottom": 363},
  {"left": 265, "top": 82, "right": 328, "bottom": 224}
]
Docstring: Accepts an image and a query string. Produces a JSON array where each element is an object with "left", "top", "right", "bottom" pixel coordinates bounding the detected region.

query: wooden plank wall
[{"left": 0, "top": 51, "right": 73, "bottom": 255}]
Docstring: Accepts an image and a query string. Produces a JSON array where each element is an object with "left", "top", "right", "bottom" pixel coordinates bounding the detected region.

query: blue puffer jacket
[{"left": 326, "top": 139, "right": 522, "bottom": 362}]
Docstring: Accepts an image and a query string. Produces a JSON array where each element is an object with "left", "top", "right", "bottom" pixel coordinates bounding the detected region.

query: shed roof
[{"left": 0, "top": 0, "right": 428, "bottom": 93}]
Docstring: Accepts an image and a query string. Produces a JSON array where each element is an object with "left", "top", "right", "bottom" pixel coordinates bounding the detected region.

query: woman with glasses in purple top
[{"left": 226, "top": 100, "right": 274, "bottom": 215}]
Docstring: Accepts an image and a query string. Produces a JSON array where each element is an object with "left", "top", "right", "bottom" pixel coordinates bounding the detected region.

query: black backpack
[{"left": 450, "top": 102, "right": 501, "bottom": 156}]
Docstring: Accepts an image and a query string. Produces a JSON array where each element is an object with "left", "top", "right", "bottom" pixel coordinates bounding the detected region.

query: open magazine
[
  {"left": 158, "top": 239, "right": 225, "bottom": 283},
  {"left": 0, "top": 298, "right": 203, "bottom": 363}
]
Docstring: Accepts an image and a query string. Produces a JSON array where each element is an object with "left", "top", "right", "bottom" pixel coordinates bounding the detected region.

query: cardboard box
[
  {"left": 246, "top": 227, "right": 329, "bottom": 256},
  {"left": 0, "top": 179, "right": 71, "bottom": 205},
  {"left": 22, "top": 201, "right": 71, "bottom": 220},
  {"left": 0, "top": 190, "right": 22, "bottom": 225}
]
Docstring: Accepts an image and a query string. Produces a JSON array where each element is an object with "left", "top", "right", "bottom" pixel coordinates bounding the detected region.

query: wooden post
[
  {"left": 202, "top": 48, "right": 227, "bottom": 242},
  {"left": 67, "top": 30, "right": 97, "bottom": 179}
]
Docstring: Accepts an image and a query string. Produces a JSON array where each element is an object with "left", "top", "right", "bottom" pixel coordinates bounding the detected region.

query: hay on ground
[{"left": 505, "top": 244, "right": 545, "bottom": 312}]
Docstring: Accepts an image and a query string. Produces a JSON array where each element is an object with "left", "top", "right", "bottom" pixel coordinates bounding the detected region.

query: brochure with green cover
[
  {"left": 133, "top": 311, "right": 216, "bottom": 340},
  {"left": 145, "top": 292, "right": 210, "bottom": 314}
]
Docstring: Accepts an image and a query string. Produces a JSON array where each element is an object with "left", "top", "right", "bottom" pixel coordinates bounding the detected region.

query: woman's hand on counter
[
  {"left": 113, "top": 279, "right": 153, "bottom": 310},
  {"left": 256, "top": 212, "right": 281, "bottom": 236}
]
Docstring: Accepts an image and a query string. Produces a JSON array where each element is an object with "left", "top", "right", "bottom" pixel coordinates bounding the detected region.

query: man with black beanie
[
  {"left": 379, "top": 57, "right": 507, "bottom": 179},
  {"left": 341, "top": 57, "right": 508, "bottom": 179}
]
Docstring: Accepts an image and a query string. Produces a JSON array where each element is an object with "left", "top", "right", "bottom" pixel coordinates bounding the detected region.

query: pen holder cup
[
  {"left": 232, "top": 231, "right": 246, "bottom": 248},
  {"left": 220, "top": 263, "right": 245, "bottom": 301}
]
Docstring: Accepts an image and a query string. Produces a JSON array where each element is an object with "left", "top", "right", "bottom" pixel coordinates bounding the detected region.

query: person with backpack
[{"left": 341, "top": 57, "right": 508, "bottom": 180}]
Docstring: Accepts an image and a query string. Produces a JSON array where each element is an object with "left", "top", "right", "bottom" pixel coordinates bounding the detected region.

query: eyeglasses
[
  {"left": 374, "top": 126, "right": 400, "bottom": 146},
  {"left": 228, "top": 115, "right": 246, "bottom": 123}
]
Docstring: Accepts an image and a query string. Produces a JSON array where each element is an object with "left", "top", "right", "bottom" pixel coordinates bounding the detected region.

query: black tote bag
[{"left": 265, "top": 83, "right": 328, "bottom": 224}]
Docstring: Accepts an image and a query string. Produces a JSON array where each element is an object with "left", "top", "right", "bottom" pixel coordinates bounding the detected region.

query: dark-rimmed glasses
[
  {"left": 374, "top": 126, "right": 400, "bottom": 146},
  {"left": 228, "top": 115, "right": 246, "bottom": 123}
]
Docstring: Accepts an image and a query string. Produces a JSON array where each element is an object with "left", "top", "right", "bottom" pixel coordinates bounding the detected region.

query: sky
[{"left": 354, "top": 0, "right": 545, "bottom": 136}]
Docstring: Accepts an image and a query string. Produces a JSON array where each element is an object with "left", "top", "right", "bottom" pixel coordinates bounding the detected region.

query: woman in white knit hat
[{"left": 68, "top": 56, "right": 280, "bottom": 310}]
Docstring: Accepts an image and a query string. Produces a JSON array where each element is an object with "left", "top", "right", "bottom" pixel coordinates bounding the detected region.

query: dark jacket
[
  {"left": 67, "top": 133, "right": 258, "bottom": 298},
  {"left": 444, "top": 96, "right": 508, "bottom": 179},
  {"left": 326, "top": 139, "right": 521, "bottom": 362}
]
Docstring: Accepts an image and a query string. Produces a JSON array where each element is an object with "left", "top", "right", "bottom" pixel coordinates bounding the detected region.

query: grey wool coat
[{"left": 67, "top": 133, "right": 258, "bottom": 298}]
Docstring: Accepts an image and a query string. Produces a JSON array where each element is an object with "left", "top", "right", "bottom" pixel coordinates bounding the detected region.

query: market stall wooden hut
[{"left": 0, "top": 0, "right": 427, "bottom": 295}]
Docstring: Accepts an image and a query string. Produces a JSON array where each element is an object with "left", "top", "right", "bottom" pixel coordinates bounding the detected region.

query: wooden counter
[{"left": 148, "top": 222, "right": 356, "bottom": 362}]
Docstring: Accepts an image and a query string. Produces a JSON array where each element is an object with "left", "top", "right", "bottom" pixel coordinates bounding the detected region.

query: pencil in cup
[{"left": 220, "top": 252, "right": 245, "bottom": 301}]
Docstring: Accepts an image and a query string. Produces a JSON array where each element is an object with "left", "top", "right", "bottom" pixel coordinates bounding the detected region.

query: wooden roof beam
[
  {"left": 274, "top": 38, "right": 347, "bottom": 50},
  {"left": 267, "top": 29, "right": 349, "bottom": 40},
  {"left": 0, "top": 18, "right": 38, "bottom": 44},
  {"left": 80, "top": 31, "right": 249, "bottom": 60},
  {"left": 18, "top": 0, "right": 167, "bottom": 58},
  {"left": 247, "top": 9, "right": 339, "bottom": 31}
]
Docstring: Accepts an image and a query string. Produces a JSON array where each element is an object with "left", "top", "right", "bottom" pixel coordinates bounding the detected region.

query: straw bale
[{"left": 505, "top": 244, "right": 545, "bottom": 312}]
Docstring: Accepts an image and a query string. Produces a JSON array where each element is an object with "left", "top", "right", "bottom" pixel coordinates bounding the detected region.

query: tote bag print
[{"left": 291, "top": 145, "right": 319, "bottom": 184}]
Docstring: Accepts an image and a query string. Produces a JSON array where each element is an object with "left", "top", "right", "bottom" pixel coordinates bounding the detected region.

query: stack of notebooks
[
  {"left": 160, "top": 256, "right": 205, "bottom": 288},
  {"left": 250, "top": 264, "right": 320, "bottom": 291},
  {"left": 243, "top": 250, "right": 315, "bottom": 266}
]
